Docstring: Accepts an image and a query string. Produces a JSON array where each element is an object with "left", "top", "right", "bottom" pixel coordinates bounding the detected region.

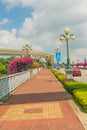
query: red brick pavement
[{"left": 0, "top": 68, "right": 84, "bottom": 130}]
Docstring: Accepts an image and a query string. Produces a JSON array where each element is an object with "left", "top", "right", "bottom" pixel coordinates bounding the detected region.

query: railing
[{"left": 0, "top": 68, "right": 41, "bottom": 100}]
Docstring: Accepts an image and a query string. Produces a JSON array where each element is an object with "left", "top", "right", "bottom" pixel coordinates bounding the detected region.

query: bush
[
  {"left": 73, "top": 89, "right": 87, "bottom": 112},
  {"left": 0, "top": 62, "right": 7, "bottom": 74},
  {"left": 61, "top": 78, "right": 75, "bottom": 85},
  {"left": 64, "top": 81, "right": 87, "bottom": 94},
  {"left": 51, "top": 68, "right": 66, "bottom": 80},
  {"left": 51, "top": 69, "right": 58, "bottom": 74},
  {"left": 8, "top": 57, "right": 34, "bottom": 74},
  {"left": 57, "top": 74, "right": 66, "bottom": 81},
  {"left": 51, "top": 68, "right": 87, "bottom": 112}
]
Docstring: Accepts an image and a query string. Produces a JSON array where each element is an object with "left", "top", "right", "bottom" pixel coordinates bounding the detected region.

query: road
[
  {"left": 59, "top": 68, "right": 87, "bottom": 84},
  {"left": 73, "top": 69, "right": 87, "bottom": 84}
]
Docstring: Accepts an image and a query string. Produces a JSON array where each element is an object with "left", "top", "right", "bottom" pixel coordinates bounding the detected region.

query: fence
[{"left": 0, "top": 68, "right": 41, "bottom": 100}]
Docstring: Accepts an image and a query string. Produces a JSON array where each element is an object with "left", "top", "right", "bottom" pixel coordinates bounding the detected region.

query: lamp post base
[
  {"left": 67, "top": 58, "right": 71, "bottom": 69},
  {"left": 57, "top": 62, "right": 60, "bottom": 69},
  {"left": 65, "top": 69, "right": 72, "bottom": 79}
]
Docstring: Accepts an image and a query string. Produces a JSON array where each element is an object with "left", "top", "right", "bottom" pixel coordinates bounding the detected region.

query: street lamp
[
  {"left": 54, "top": 47, "right": 61, "bottom": 69},
  {"left": 22, "top": 43, "right": 32, "bottom": 57},
  {"left": 59, "top": 28, "right": 75, "bottom": 69}
]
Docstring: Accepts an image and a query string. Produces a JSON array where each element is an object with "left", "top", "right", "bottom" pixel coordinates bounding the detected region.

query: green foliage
[
  {"left": 64, "top": 82, "right": 87, "bottom": 94},
  {"left": 57, "top": 74, "right": 66, "bottom": 81},
  {"left": 0, "top": 57, "right": 15, "bottom": 65},
  {"left": 46, "top": 58, "right": 52, "bottom": 68},
  {"left": 0, "top": 58, "right": 6, "bottom": 64},
  {"left": 63, "top": 81, "right": 87, "bottom": 112},
  {"left": 51, "top": 68, "right": 66, "bottom": 81},
  {"left": 0, "top": 62, "right": 7, "bottom": 74},
  {"left": 51, "top": 68, "right": 87, "bottom": 113},
  {"left": 51, "top": 68, "right": 58, "bottom": 74},
  {"left": 0, "top": 56, "right": 15, "bottom": 76},
  {"left": 48, "top": 66, "right": 52, "bottom": 69},
  {"left": 51, "top": 69, "right": 59, "bottom": 77},
  {"left": 73, "top": 89, "right": 87, "bottom": 112}
]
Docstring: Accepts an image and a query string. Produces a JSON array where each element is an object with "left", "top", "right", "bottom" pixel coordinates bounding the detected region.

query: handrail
[{"left": 0, "top": 68, "right": 41, "bottom": 100}]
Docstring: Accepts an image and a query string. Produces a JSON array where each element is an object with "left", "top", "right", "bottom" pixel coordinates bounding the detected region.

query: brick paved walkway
[{"left": 0, "top": 69, "right": 84, "bottom": 130}]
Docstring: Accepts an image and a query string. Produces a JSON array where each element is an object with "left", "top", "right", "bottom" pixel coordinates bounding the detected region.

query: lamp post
[
  {"left": 59, "top": 28, "right": 75, "bottom": 69},
  {"left": 54, "top": 47, "right": 61, "bottom": 69},
  {"left": 59, "top": 28, "right": 75, "bottom": 79},
  {"left": 22, "top": 43, "right": 32, "bottom": 57}
]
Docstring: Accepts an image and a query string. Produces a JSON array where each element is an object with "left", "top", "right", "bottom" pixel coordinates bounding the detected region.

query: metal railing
[{"left": 0, "top": 68, "right": 41, "bottom": 100}]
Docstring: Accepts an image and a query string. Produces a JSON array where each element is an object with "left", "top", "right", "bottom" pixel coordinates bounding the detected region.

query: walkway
[{"left": 0, "top": 68, "right": 85, "bottom": 130}]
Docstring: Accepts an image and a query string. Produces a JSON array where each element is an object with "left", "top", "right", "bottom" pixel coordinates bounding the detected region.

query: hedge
[
  {"left": 51, "top": 68, "right": 87, "bottom": 113},
  {"left": 73, "top": 89, "right": 87, "bottom": 112},
  {"left": 64, "top": 82, "right": 87, "bottom": 94}
]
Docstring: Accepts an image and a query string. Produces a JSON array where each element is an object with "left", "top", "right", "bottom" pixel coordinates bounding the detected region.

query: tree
[
  {"left": 46, "top": 57, "right": 52, "bottom": 68},
  {"left": 0, "top": 62, "right": 7, "bottom": 74}
]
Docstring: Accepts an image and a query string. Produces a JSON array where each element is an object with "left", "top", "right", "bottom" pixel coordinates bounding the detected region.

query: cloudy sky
[{"left": 0, "top": 0, "right": 87, "bottom": 63}]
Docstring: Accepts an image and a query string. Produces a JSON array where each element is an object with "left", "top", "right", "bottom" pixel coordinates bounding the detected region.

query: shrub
[
  {"left": 0, "top": 62, "right": 7, "bottom": 74},
  {"left": 8, "top": 57, "right": 34, "bottom": 75},
  {"left": 73, "top": 89, "right": 87, "bottom": 112},
  {"left": 51, "top": 68, "right": 66, "bottom": 80},
  {"left": 51, "top": 68, "right": 87, "bottom": 113},
  {"left": 57, "top": 74, "right": 66, "bottom": 81},
  {"left": 61, "top": 78, "right": 75, "bottom": 85},
  {"left": 64, "top": 81, "right": 87, "bottom": 94}
]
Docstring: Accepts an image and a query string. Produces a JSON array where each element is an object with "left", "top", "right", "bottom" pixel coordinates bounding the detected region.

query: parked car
[{"left": 72, "top": 67, "right": 81, "bottom": 76}]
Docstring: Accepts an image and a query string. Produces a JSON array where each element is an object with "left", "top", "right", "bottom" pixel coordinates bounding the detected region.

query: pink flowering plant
[{"left": 8, "top": 57, "right": 34, "bottom": 75}]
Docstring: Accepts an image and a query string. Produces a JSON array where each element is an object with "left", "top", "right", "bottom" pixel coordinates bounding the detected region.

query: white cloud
[
  {"left": 0, "top": 29, "right": 26, "bottom": 49},
  {"left": 19, "top": 18, "right": 35, "bottom": 38},
  {"left": 0, "top": 0, "right": 87, "bottom": 63},
  {"left": 0, "top": 18, "right": 9, "bottom": 25}
]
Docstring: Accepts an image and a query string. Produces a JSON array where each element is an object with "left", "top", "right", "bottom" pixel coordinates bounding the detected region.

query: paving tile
[
  {"left": 32, "top": 119, "right": 49, "bottom": 130},
  {"left": 64, "top": 118, "right": 84, "bottom": 130},
  {"left": 60, "top": 101, "right": 76, "bottom": 118},
  {"left": 16, "top": 120, "right": 33, "bottom": 130},
  {"left": 0, "top": 68, "right": 85, "bottom": 130},
  {"left": 49, "top": 118, "right": 67, "bottom": 130},
  {"left": 0, "top": 121, "right": 19, "bottom": 130},
  {"left": 0, "top": 106, "right": 9, "bottom": 117}
]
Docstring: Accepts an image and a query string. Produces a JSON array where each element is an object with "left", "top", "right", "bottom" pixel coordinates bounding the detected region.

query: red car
[{"left": 72, "top": 68, "right": 81, "bottom": 76}]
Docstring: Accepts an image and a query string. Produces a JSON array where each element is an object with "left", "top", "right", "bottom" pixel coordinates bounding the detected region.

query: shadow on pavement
[{"left": 4, "top": 91, "right": 72, "bottom": 105}]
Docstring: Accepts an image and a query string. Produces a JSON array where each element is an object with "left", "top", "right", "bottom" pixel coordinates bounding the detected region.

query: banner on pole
[{"left": 56, "top": 52, "right": 61, "bottom": 62}]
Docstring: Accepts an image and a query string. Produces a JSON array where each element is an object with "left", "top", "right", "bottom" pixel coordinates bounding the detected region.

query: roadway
[
  {"left": 73, "top": 69, "right": 87, "bottom": 84},
  {"left": 59, "top": 68, "right": 87, "bottom": 84}
]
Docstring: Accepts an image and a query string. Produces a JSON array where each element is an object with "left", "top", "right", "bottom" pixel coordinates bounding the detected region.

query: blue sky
[
  {"left": 0, "top": 2, "right": 33, "bottom": 30},
  {"left": 0, "top": 0, "right": 87, "bottom": 63}
]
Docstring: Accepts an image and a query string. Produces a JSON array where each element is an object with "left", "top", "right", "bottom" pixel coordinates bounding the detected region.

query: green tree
[
  {"left": 46, "top": 57, "right": 52, "bottom": 68},
  {"left": 0, "top": 62, "right": 7, "bottom": 74},
  {"left": 0, "top": 56, "right": 15, "bottom": 76}
]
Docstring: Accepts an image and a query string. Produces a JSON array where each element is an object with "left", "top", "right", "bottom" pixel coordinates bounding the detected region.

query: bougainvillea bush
[{"left": 8, "top": 57, "right": 34, "bottom": 75}]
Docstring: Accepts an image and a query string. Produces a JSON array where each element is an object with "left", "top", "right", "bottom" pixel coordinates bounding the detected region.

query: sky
[{"left": 0, "top": 0, "right": 87, "bottom": 63}]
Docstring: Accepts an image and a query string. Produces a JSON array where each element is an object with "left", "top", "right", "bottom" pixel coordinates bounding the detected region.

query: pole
[
  {"left": 66, "top": 40, "right": 70, "bottom": 69},
  {"left": 57, "top": 61, "right": 59, "bottom": 68}
]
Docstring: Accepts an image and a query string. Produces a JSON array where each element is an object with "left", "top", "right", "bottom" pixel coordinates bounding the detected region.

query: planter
[{"left": 65, "top": 69, "right": 73, "bottom": 79}]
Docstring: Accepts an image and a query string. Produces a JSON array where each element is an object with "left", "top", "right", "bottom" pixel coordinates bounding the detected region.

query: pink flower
[{"left": 8, "top": 57, "right": 34, "bottom": 75}]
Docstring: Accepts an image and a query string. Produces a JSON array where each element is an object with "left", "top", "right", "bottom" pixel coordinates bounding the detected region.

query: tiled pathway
[{"left": 0, "top": 69, "right": 85, "bottom": 130}]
